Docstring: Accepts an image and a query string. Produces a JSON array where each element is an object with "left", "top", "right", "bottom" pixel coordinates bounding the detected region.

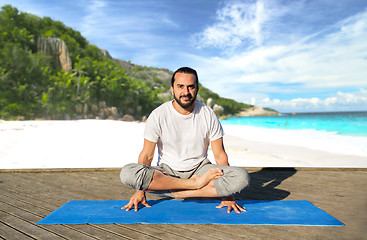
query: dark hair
[{"left": 171, "top": 67, "right": 199, "bottom": 87}]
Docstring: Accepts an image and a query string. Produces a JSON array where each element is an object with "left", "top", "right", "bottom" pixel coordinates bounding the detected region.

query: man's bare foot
[{"left": 192, "top": 168, "right": 223, "bottom": 189}]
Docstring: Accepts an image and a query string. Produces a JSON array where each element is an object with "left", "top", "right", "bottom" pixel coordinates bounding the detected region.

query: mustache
[{"left": 180, "top": 94, "right": 193, "bottom": 98}]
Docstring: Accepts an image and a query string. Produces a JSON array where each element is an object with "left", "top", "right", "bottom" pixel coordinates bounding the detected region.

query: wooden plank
[
  {"left": 0, "top": 173, "right": 68, "bottom": 203},
  {"left": 10, "top": 173, "right": 109, "bottom": 200},
  {"left": 275, "top": 170, "right": 367, "bottom": 191},
  {"left": 0, "top": 201, "right": 96, "bottom": 239},
  {"left": 1, "top": 170, "right": 366, "bottom": 240},
  {"left": 89, "top": 224, "right": 160, "bottom": 240},
  {"left": 115, "top": 224, "right": 195, "bottom": 240},
  {"left": 0, "top": 189, "right": 135, "bottom": 240},
  {"left": 1, "top": 172, "right": 101, "bottom": 201},
  {"left": 74, "top": 171, "right": 139, "bottom": 199},
  {"left": 150, "top": 224, "right": 222, "bottom": 240},
  {"left": 158, "top": 224, "right": 263, "bottom": 240},
  {"left": 167, "top": 224, "right": 254, "bottom": 240},
  {"left": 239, "top": 170, "right": 367, "bottom": 240},
  {"left": 0, "top": 221, "right": 35, "bottom": 240},
  {"left": 0, "top": 210, "right": 65, "bottom": 239},
  {"left": 0, "top": 176, "right": 165, "bottom": 240},
  {"left": 55, "top": 171, "right": 133, "bottom": 200}
]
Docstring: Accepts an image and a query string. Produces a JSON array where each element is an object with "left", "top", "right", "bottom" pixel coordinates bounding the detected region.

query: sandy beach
[{"left": 1, "top": 120, "right": 366, "bottom": 169}]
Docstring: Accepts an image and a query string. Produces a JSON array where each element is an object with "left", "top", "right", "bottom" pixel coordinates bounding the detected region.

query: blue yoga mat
[{"left": 37, "top": 200, "right": 343, "bottom": 226}]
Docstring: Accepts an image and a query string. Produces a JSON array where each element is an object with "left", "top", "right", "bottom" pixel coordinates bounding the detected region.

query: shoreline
[
  {"left": 222, "top": 135, "right": 367, "bottom": 168},
  {"left": 222, "top": 124, "right": 367, "bottom": 157},
  {"left": 1, "top": 120, "right": 366, "bottom": 169}
]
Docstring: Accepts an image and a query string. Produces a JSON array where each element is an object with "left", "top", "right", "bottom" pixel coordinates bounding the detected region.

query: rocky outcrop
[
  {"left": 206, "top": 98, "right": 214, "bottom": 108},
  {"left": 113, "top": 59, "right": 172, "bottom": 86},
  {"left": 206, "top": 98, "right": 224, "bottom": 117},
  {"left": 37, "top": 37, "right": 72, "bottom": 72},
  {"left": 213, "top": 104, "right": 224, "bottom": 116},
  {"left": 113, "top": 59, "right": 136, "bottom": 73},
  {"left": 236, "top": 106, "right": 279, "bottom": 116},
  {"left": 70, "top": 101, "right": 142, "bottom": 122},
  {"left": 100, "top": 49, "right": 112, "bottom": 59},
  {"left": 121, "top": 114, "right": 135, "bottom": 122}
]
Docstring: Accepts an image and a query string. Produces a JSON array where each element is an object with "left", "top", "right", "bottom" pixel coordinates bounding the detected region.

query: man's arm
[
  {"left": 138, "top": 139, "right": 157, "bottom": 165},
  {"left": 211, "top": 137, "right": 229, "bottom": 165},
  {"left": 211, "top": 138, "right": 246, "bottom": 213},
  {"left": 121, "top": 139, "right": 156, "bottom": 211}
]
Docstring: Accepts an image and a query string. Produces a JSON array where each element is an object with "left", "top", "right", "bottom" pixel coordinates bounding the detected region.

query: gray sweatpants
[{"left": 120, "top": 159, "right": 250, "bottom": 198}]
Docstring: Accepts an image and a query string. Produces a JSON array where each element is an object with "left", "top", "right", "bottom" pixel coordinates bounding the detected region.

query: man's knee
[
  {"left": 234, "top": 167, "right": 250, "bottom": 191},
  {"left": 120, "top": 163, "right": 137, "bottom": 186},
  {"left": 120, "top": 163, "right": 155, "bottom": 191},
  {"left": 215, "top": 167, "right": 250, "bottom": 197}
]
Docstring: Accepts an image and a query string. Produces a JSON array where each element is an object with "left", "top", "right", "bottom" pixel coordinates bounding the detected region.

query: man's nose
[{"left": 183, "top": 87, "right": 189, "bottom": 95}]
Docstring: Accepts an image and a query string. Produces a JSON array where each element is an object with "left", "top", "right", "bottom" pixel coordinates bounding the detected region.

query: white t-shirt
[{"left": 144, "top": 101, "right": 224, "bottom": 171}]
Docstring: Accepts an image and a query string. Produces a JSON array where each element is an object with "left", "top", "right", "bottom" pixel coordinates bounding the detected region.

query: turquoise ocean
[{"left": 221, "top": 111, "right": 367, "bottom": 138}]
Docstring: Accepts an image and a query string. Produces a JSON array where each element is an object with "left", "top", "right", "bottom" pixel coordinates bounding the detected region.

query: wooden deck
[{"left": 0, "top": 168, "right": 366, "bottom": 240}]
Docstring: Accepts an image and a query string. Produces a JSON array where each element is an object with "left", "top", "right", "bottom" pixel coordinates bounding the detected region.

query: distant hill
[
  {"left": 112, "top": 59, "right": 254, "bottom": 116},
  {"left": 0, "top": 5, "right": 254, "bottom": 121}
]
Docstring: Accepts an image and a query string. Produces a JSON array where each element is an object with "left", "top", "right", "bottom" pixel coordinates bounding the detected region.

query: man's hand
[
  {"left": 121, "top": 190, "right": 151, "bottom": 212},
  {"left": 216, "top": 196, "right": 246, "bottom": 213}
]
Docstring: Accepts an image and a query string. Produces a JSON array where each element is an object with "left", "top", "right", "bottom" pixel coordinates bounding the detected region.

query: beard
[{"left": 173, "top": 93, "right": 197, "bottom": 109}]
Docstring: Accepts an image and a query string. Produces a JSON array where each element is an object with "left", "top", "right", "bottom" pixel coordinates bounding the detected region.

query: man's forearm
[
  {"left": 138, "top": 139, "right": 156, "bottom": 166},
  {"left": 138, "top": 152, "right": 153, "bottom": 165},
  {"left": 215, "top": 152, "right": 229, "bottom": 166}
]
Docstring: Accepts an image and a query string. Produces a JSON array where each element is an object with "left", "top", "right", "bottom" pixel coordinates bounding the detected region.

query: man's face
[{"left": 171, "top": 72, "right": 198, "bottom": 110}]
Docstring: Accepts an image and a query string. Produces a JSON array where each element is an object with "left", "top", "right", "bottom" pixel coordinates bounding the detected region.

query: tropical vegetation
[{"left": 0, "top": 5, "right": 252, "bottom": 120}]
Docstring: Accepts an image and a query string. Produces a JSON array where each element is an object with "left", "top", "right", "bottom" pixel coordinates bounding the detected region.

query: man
[{"left": 120, "top": 67, "right": 250, "bottom": 213}]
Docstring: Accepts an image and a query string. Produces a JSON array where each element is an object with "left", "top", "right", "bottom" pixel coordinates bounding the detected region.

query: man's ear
[{"left": 170, "top": 86, "right": 174, "bottom": 95}]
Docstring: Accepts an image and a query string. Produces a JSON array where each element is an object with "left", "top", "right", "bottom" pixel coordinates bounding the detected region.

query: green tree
[
  {"left": 0, "top": 43, "right": 47, "bottom": 119},
  {"left": 0, "top": 4, "right": 248, "bottom": 120}
]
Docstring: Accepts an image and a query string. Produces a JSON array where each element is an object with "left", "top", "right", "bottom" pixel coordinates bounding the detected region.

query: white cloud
[
  {"left": 190, "top": 3, "right": 367, "bottom": 112},
  {"left": 258, "top": 89, "right": 367, "bottom": 112},
  {"left": 193, "top": 0, "right": 287, "bottom": 49},
  {"left": 75, "top": 0, "right": 180, "bottom": 62},
  {"left": 203, "top": 8, "right": 367, "bottom": 87},
  {"left": 80, "top": 0, "right": 107, "bottom": 36}
]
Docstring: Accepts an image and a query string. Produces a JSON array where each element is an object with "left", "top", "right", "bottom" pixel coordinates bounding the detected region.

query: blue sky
[{"left": 1, "top": 0, "right": 367, "bottom": 112}]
